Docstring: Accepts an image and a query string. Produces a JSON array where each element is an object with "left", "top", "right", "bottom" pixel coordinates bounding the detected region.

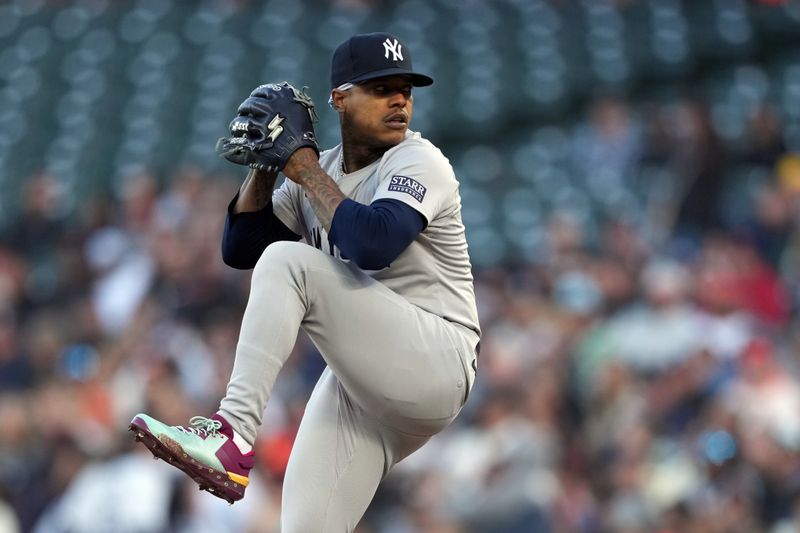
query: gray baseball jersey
[
  {"left": 272, "top": 130, "right": 480, "bottom": 337},
  {"left": 217, "top": 130, "right": 480, "bottom": 530}
]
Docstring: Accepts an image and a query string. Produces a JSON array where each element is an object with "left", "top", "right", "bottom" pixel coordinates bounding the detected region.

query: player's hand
[{"left": 216, "top": 82, "right": 319, "bottom": 171}]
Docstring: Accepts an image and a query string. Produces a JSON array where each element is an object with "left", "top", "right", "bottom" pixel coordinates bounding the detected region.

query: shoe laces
[{"left": 179, "top": 416, "right": 223, "bottom": 437}]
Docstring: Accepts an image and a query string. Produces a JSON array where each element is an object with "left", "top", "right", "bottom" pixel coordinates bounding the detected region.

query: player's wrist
[
  {"left": 250, "top": 166, "right": 278, "bottom": 179},
  {"left": 284, "top": 147, "right": 321, "bottom": 181}
]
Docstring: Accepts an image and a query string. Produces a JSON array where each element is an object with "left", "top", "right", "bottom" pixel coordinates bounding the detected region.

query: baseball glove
[{"left": 216, "top": 82, "right": 320, "bottom": 171}]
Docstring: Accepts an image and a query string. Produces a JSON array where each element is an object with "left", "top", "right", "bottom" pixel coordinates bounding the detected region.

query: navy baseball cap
[{"left": 330, "top": 32, "right": 433, "bottom": 90}]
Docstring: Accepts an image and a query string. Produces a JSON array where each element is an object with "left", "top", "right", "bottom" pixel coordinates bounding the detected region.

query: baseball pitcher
[{"left": 130, "top": 32, "right": 480, "bottom": 532}]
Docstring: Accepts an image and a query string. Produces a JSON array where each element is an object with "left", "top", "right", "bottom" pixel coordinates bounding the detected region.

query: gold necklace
[{"left": 337, "top": 149, "right": 347, "bottom": 179}]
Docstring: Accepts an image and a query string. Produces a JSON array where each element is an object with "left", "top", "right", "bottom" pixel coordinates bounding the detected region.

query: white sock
[{"left": 232, "top": 430, "right": 253, "bottom": 455}]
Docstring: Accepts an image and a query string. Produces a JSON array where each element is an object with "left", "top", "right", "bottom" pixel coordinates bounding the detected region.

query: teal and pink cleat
[{"left": 129, "top": 413, "right": 254, "bottom": 503}]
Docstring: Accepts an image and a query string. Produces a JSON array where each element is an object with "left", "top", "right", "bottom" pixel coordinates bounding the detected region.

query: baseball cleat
[{"left": 129, "top": 413, "right": 254, "bottom": 504}]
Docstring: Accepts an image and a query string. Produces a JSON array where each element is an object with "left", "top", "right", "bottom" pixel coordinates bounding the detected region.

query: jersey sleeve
[
  {"left": 371, "top": 140, "right": 457, "bottom": 225},
  {"left": 328, "top": 198, "right": 425, "bottom": 270},
  {"left": 221, "top": 195, "right": 301, "bottom": 269}
]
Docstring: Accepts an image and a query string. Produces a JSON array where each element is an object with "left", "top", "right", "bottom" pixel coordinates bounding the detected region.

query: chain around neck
[{"left": 337, "top": 149, "right": 348, "bottom": 179}]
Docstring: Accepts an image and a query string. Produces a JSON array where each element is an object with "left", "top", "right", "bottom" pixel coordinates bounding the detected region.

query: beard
[{"left": 338, "top": 113, "right": 406, "bottom": 172}]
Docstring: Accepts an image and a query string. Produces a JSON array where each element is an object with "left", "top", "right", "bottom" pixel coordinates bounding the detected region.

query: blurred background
[{"left": 2, "top": 0, "right": 800, "bottom": 531}]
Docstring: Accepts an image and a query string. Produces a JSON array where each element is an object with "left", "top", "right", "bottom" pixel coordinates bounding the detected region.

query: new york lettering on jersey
[{"left": 309, "top": 225, "right": 346, "bottom": 260}]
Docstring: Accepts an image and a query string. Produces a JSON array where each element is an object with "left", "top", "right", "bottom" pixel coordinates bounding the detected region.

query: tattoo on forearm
[
  {"left": 283, "top": 149, "right": 344, "bottom": 230},
  {"left": 297, "top": 167, "right": 344, "bottom": 230}
]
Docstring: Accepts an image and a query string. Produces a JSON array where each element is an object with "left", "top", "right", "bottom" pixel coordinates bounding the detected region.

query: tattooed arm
[
  {"left": 222, "top": 166, "right": 301, "bottom": 269},
  {"left": 232, "top": 167, "right": 280, "bottom": 214},
  {"left": 283, "top": 148, "right": 424, "bottom": 270},
  {"left": 283, "top": 148, "right": 345, "bottom": 231}
]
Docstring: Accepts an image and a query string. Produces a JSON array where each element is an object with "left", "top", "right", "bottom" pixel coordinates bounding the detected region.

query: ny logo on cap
[{"left": 383, "top": 38, "right": 403, "bottom": 62}]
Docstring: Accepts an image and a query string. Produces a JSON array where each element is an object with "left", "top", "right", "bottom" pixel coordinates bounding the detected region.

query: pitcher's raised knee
[{"left": 254, "top": 241, "right": 341, "bottom": 278}]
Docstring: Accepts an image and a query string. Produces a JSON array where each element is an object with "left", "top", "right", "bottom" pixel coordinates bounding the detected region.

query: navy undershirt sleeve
[
  {"left": 329, "top": 198, "right": 426, "bottom": 270},
  {"left": 221, "top": 194, "right": 301, "bottom": 270}
]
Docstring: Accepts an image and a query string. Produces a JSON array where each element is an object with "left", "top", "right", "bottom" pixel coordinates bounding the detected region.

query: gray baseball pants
[{"left": 217, "top": 241, "right": 477, "bottom": 532}]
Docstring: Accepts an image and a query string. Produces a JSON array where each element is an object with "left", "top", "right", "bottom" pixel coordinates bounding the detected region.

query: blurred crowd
[{"left": 2, "top": 91, "right": 800, "bottom": 533}]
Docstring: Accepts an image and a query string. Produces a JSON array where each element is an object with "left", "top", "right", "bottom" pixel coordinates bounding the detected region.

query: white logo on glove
[
  {"left": 267, "top": 114, "right": 284, "bottom": 142},
  {"left": 383, "top": 38, "right": 403, "bottom": 61}
]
